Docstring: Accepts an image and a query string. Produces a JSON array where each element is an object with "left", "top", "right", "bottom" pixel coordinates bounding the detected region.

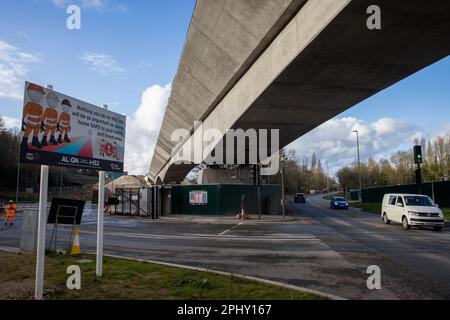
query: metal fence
[
  {"left": 351, "top": 180, "right": 450, "bottom": 207},
  {"left": 111, "top": 187, "right": 158, "bottom": 218}
]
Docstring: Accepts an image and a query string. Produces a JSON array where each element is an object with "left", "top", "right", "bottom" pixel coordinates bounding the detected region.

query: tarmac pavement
[{"left": 1, "top": 196, "right": 450, "bottom": 300}]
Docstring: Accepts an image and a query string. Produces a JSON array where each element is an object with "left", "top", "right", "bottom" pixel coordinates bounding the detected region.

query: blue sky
[
  {"left": 340, "top": 56, "right": 450, "bottom": 132},
  {"left": 0, "top": 0, "right": 195, "bottom": 114},
  {"left": 1, "top": 0, "right": 449, "bottom": 175}
]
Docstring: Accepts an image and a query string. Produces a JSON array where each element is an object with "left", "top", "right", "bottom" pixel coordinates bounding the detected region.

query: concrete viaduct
[{"left": 149, "top": 0, "right": 450, "bottom": 184}]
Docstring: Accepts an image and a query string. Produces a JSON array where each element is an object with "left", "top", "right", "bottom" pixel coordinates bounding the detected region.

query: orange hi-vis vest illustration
[
  {"left": 42, "top": 108, "right": 59, "bottom": 136},
  {"left": 43, "top": 108, "right": 58, "bottom": 127},
  {"left": 23, "top": 102, "right": 43, "bottom": 131},
  {"left": 59, "top": 112, "right": 71, "bottom": 130}
]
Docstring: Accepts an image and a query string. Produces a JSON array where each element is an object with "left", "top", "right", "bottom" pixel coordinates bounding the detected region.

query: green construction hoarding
[{"left": 171, "top": 184, "right": 282, "bottom": 216}]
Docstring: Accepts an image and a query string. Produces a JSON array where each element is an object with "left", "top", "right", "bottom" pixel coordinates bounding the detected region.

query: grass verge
[
  {"left": 0, "top": 252, "right": 327, "bottom": 300},
  {"left": 442, "top": 208, "right": 450, "bottom": 221},
  {"left": 350, "top": 202, "right": 381, "bottom": 215}
]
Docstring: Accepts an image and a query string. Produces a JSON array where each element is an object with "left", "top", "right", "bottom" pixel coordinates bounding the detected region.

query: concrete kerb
[
  {"left": 159, "top": 215, "right": 298, "bottom": 224},
  {"left": 0, "top": 246, "right": 21, "bottom": 254},
  {"left": 0, "top": 246, "right": 344, "bottom": 300}
]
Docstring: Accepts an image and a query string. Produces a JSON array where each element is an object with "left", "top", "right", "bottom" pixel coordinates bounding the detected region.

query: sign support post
[
  {"left": 96, "top": 171, "right": 105, "bottom": 276},
  {"left": 35, "top": 165, "right": 49, "bottom": 300},
  {"left": 34, "top": 84, "right": 54, "bottom": 300},
  {"left": 96, "top": 104, "right": 108, "bottom": 277}
]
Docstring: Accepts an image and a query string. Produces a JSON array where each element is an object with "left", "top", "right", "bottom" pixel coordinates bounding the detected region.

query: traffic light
[{"left": 414, "top": 145, "right": 423, "bottom": 164}]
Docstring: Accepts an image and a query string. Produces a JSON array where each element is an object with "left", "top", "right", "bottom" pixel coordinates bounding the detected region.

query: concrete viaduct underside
[{"left": 149, "top": 0, "right": 450, "bottom": 184}]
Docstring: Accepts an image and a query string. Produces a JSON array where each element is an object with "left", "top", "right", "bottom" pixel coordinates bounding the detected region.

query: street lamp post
[
  {"left": 15, "top": 137, "right": 21, "bottom": 203},
  {"left": 353, "top": 130, "right": 362, "bottom": 202},
  {"left": 256, "top": 163, "right": 261, "bottom": 221},
  {"left": 59, "top": 167, "right": 63, "bottom": 198},
  {"left": 281, "top": 154, "right": 286, "bottom": 219}
]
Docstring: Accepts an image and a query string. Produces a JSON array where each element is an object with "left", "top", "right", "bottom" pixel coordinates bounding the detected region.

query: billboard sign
[
  {"left": 189, "top": 191, "right": 208, "bottom": 205},
  {"left": 19, "top": 82, "right": 126, "bottom": 173}
]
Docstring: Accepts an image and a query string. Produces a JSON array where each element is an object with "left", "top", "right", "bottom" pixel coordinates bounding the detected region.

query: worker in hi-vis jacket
[{"left": 5, "top": 200, "right": 16, "bottom": 226}]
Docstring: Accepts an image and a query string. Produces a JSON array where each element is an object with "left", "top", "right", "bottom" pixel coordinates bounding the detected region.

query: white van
[{"left": 381, "top": 194, "right": 445, "bottom": 231}]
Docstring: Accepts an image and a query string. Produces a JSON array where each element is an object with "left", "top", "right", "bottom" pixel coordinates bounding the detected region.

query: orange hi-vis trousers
[{"left": 43, "top": 108, "right": 58, "bottom": 136}]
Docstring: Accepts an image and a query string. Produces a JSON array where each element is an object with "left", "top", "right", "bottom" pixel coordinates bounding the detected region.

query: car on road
[
  {"left": 294, "top": 193, "right": 306, "bottom": 203},
  {"left": 330, "top": 196, "right": 349, "bottom": 209},
  {"left": 381, "top": 193, "right": 445, "bottom": 231}
]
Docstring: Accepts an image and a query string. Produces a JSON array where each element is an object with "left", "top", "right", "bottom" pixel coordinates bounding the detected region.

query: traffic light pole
[
  {"left": 416, "top": 163, "right": 422, "bottom": 194},
  {"left": 414, "top": 145, "right": 423, "bottom": 194},
  {"left": 281, "top": 160, "right": 285, "bottom": 219},
  {"left": 257, "top": 164, "right": 261, "bottom": 221}
]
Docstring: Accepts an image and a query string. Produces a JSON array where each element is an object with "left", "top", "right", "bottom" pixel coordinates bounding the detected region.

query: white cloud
[
  {"left": 51, "top": 0, "right": 68, "bottom": 7},
  {"left": 52, "top": 0, "right": 126, "bottom": 12},
  {"left": 80, "top": 0, "right": 107, "bottom": 9},
  {"left": 288, "top": 117, "right": 423, "bottom": 176},
  {"left": 124, "top": 84, "right": 171, "bottom": 175},
  {"left": 80, "top": 52, "right": 125, "bottom": 76},
  {"left": 0, "top": 40, "right": 40, "bottom": 100},
  {"left": 137, "top": 62, "right": 153, "bottom": 69},
  {"left": 1, "top": 116, "right": 21, "bottom": 130},
  {"left": 52, "top": 0, "right": 106, "bottom": 9}
]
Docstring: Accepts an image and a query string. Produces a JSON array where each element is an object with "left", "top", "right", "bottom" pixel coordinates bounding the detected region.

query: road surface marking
[
  {"left": 219, "top": 222, "right": 243, "bottom": 236},
  {"left": 68, "top": 229, "right": 320, "bottom": 242}
]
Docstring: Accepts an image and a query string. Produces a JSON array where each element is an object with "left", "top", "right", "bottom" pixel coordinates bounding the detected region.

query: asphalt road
[{"left": 1, "top": 196, "right": 450, "bottom": 300}]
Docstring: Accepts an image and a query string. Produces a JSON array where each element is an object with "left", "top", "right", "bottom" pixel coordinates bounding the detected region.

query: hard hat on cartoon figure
[
  {"left": 41, "top": 92, "right": 59, "bottom": 146},
  {"left": 61, "top": 99, "right": 72, "bottom": 112},
  {"left": 21, "top": 83, "right": 45, "bottom": 149},
  {"left": 28, "top": 84, "right": 45, "bottom": 103},
  {"left": 57, "top": 99, "right": 72, "bottom": 144}
]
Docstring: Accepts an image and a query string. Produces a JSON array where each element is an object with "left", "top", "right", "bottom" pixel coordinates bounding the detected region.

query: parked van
[{"left": 381, "top": 194, "right": 445, "bottom": 231}]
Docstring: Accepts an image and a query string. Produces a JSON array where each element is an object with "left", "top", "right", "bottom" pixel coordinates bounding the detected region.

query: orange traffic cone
[
  {"left": 239, "top": 208, "right": 248, "bottom": 220},
  {"left": 71, "top": 228, "right": 81, "bottom": 255}
]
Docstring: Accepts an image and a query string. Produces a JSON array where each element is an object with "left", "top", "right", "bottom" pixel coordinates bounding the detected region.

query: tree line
[
  {"left": 270, "top": 150, "right": 337, "bottom": 195},
  {"left": 336, "top": 134, "right": 450, "bottom": 193}
]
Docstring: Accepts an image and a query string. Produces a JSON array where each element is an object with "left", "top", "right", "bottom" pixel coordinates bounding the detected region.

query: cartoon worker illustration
[
  {"left": 40, "top": 92, "right": 59, "bottom": 146},
  {"left": 57, "top": 99, "right": 72, "bottom": 143},
  {"left": 21, "top": 83, "right": 45, "bottom": 149}
]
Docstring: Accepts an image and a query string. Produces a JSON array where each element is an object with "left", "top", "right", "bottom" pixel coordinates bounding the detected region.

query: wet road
[{"left": 1, "top": 196, "right": 450, "bottom": 300}]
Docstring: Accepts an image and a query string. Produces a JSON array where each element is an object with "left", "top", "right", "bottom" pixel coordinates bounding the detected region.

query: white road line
[
  {"left": 219, "top": 222, "right": 243, "bottom": 235},
  {"left": 74, "top": 229, "right": 319, "bottom": 242}
]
